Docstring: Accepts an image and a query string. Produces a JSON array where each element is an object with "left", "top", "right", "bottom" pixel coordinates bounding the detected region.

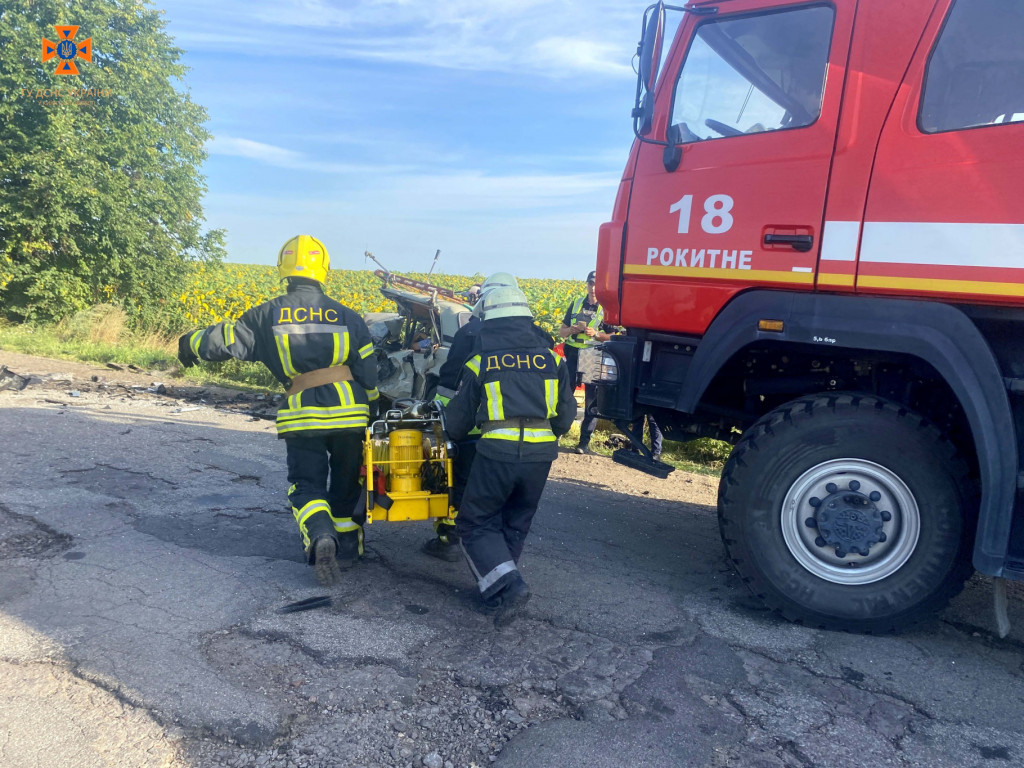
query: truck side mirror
[
  {"left": 663, "top": 123, "right": 683, "bottom": 172},
  {"left": 633, "top": 2, "right": 666, "bottom": 138}
]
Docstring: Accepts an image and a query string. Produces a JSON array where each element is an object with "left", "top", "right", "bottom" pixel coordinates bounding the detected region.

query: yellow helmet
[{"left": 277, "top": 235, "right": 330, "bottom": 283}]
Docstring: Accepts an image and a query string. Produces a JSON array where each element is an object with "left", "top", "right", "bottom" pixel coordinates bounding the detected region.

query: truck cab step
[{"left": 612, "top": 448, "right": 675, "bottom": 479}]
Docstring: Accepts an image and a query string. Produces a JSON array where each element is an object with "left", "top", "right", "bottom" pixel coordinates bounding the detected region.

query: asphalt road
[{"left": 1, "top": 353, "right": 1024, "bottom": 768}]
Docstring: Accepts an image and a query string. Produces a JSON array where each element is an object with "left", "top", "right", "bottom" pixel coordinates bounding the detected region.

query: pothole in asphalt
[
  {"left": 0, "top": 503, "right": 72, "bottom": 559},
  {"left": 133, "top": 508, "right": 304, "bottom": 562},
  {"left": 62, "top": 464, "right": 175, "bottom": 499}
]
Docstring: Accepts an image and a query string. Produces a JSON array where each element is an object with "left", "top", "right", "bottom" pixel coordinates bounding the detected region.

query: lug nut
[
  {"left": 878, "top": 532, "right": 887, "bottom": 542},
  {"left": 881, "top": 510, "right": 892, "bottom": 522},
  {"left": 826, "top": 482, "right": 838, "bottom": 493},
  {"left": 809, "top": 497, "right": 821, "bottom": 508},
  {"left": 849, "top": 480, "right": 861, "bottom": 491},
  {"left": 815, "top": 536, "right": 826, "bottom": 547},
  {"left": 869, "top": 491, "right": 881, "bottom": 502},
  {"left": 835, "top": 548, "right": 847, "bottom": 558},
  {"left": 804, "top": 517, "right": 818, "bottom": 528}
]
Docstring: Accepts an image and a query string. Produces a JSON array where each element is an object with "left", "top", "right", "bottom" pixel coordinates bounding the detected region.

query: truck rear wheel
[{"left": 718, "top": 393, "right": 976, "bottom": 632}]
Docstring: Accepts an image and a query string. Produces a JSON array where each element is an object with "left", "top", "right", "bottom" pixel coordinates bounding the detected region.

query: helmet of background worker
[
  {"left": 480, "top": 286, "right": 533, "bottom": 321},
  {"left": 277, "top": 235, "right": 330, "bottom": 283},
  {"left": 472, "top": 272, "right": 520, "bottom": 316},
  {"left": 482, "top": 272, "right": 519, "bottom": 292}
]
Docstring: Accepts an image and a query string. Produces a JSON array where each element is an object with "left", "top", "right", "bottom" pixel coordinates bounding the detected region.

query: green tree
[{"left": 0, "top": 0, "right": 224, "bottom": 322}]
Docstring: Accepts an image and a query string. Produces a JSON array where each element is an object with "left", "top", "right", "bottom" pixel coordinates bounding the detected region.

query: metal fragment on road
[
  {"left": 276, "top": 595, "right": 333, "bottom": 614},
  {"left": 0, "top": 366, "right": 30, "bottom": 392}
]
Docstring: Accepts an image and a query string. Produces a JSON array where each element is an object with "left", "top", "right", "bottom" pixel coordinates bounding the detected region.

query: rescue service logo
[{"left": 42, "top": 25, "right": 92, "bottom": 76}]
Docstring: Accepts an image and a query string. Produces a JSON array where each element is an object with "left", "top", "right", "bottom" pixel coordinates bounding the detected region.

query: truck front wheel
[{"left": 718, "top": 393, "right": 976, "bottom": 632}]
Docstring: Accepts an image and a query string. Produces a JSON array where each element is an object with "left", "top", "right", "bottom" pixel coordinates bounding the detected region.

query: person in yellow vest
[
  {"left": 558, "top": 270, "right": 613, "bottom": 454},
  {"left": 177, "top": 235, "right": 379, "bottom": 586}
]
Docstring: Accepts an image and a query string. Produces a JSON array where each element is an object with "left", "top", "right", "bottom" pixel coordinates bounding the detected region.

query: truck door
[
  {"left": 859, "top": 0, "right": 1024, "bottom": 304},
  {"left": 621, "top": 0, "right": 854, "bottom": 335}
]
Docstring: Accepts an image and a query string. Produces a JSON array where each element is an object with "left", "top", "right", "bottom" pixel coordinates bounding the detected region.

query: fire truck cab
[{"left": 593, "top": 0, "right": 1024, "bottom": 631}]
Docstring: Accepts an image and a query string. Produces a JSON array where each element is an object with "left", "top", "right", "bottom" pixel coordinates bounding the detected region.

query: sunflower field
[{"left": 177, "top": 264, "right": 585, "bottom": 334}]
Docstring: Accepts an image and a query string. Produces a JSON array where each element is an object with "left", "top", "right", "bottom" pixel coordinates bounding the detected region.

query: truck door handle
[{"left": 763, "top": 233, "right": 814, "bottom": 252}]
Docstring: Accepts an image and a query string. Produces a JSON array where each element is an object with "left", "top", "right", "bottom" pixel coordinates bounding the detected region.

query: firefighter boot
[
  {"left": 421, "top": 519, "right": 461, "bottom": 562},
  {"left": 331, "top": 512, "right": 364, "bottom": 569},
  {"left": 335, "top": 528, "right": 363, "bottom": 569},
  {"left": 493, "top": 572, "right": 531, "bottom": 629},
  {"left": 311, "top": 536, "right": 342, "bottom": 587}
]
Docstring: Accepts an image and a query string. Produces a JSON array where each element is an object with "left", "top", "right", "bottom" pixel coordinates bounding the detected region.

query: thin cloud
[{"left": 163, "top": 0, "right": 644, "bottom": 78}]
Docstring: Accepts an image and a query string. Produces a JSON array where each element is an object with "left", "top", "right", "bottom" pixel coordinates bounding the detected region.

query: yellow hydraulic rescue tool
[{"left": 361, "top": 399, "right": 455, "bottom": 524}]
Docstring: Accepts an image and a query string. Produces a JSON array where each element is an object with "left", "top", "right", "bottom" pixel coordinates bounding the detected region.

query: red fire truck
[{"left": 590, "top": 0, "right": 1024, "bottom": 632}]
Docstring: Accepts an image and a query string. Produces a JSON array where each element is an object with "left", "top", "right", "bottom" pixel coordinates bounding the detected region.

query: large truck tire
[{"left": 718, "top": 393, "right": 977, "bottom": 633}]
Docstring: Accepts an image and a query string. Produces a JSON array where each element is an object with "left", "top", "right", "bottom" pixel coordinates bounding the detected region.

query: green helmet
[
  {"left": 481, "top": 272, "right": 519, "bottom": 292},
  {"left": 480, "top": 286, "right": 532, "bottom": 321},
  {"left": 473, "top": 272, "right": 521, "bottom": 316}
]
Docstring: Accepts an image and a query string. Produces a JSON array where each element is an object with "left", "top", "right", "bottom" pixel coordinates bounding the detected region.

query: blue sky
[{"left": 157, "top": 0, "right": 656, "bottom": 279}]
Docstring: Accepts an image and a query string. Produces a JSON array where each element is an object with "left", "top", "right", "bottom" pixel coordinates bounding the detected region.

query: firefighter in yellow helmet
[{"left": 177, "top": 235, "right": 380, "bottom": 585}]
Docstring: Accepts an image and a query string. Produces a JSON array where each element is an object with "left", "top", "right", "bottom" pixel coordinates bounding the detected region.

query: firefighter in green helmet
[
  {"left": 177, "top": 235, "right": 379, "bottom": 585},
  {"left": 443, "top": 286, "right": 577, "bottom": 627}
]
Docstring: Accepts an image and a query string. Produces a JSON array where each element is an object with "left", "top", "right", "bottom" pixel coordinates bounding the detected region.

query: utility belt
[
  {"left": 564, "top": 336, "right": 591, "bottom": 349},
  {"left": 287, "top": 365, "right": 352, "bottom": 397},
  {"left": 480, "top": 417, "right": 555, "bottom": 443},
  {"left": 482, "top": 417, "right": 550, "bottom": 432}
]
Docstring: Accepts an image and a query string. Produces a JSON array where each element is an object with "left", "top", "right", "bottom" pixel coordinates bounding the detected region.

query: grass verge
[
  {"left": 0, "top": 317, "right": 278, "bottom": 392},
  {"left": 557, "top": 421, "right": 729, "bottom": 477}
]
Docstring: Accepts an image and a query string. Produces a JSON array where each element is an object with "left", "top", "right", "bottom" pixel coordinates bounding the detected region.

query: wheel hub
[
  {"left": 781, "top": 459, "right": 920, "bottom": 586},
  {"left": 808, "top": 482, "right": 886, "bottom": 558}
]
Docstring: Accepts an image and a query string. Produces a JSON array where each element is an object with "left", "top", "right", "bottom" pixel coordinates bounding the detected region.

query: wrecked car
[{"left": 363, "top": 270, "right": 474, "bottom": 406}]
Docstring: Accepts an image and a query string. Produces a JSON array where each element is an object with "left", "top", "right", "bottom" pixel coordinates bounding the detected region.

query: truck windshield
[{"left": 670, "top": 5, "right": 834, "bottom": 142}]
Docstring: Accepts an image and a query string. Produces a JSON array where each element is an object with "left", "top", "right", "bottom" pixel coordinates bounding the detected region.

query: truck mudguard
[{"left": 676, "top": 290, "right": 1015, "bottom": 577}]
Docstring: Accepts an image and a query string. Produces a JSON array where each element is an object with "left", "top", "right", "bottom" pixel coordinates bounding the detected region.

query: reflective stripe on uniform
[
  {"left": 275, "top": 334, "right": 299, "bottom": 377},
  {"left": 436, "top": 385, "right": 457, "bottom": 400},
  {"left": 274, "top": 324, "right": 348, "bottom": 336},
  {"left": 276, "top": 394, "right": 370, "bottom": 434},
  {"left": 189, "top": 329, "right": 205, "bottom": 357},
  {"left": 330, "top": 331, "right": 350, "bottom": 367},
  {"left": 458, "top": 540, "right": 518, "bottom": 592},
  {"left": 293, "top": 499, "right": 331, "bottom": 548},
  {"left": 223, "top": 321, "right": 236, "bottom": 347},
  {"left": 293, "top": 499, "right": 330, "bottom": 526},
  {"left": 465, "top": 355, "right": 481, "bottom": 376},
  {"left": 333, "top": 381, "right": 354, "bottom": 407},
  {"left": 359, "top": 342, "right": 374, "bottom": 359},
  {"left": 485, "top": 381, "right": 504, "bottom": 421},
  {"left": 478, "top": 559, "right": 517, "bottom": 593},
  {"left": 544, "top": 378, "right": 558, "bottom": 418},
  {"left": 277, "top": 417, "right": 369, "bottom": 435},
  {"left": 366, "top": 387, "right": 380, "bottom": 401},
  {"left": 481, "top": 427, "right": 556, "bottom": 443},
  {"left": 278, "top": 404, "right": 369, "bottom": 418}
]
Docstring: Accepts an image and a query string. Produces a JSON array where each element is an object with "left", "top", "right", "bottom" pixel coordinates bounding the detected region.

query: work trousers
[
  {"left": 631, "top": 413, "right": 663, "bottom": 455},
  {"left": 456, "top": 453, "right": 552, "bottom": 599},
  {"left": 563, "top": 346, "right": 599, "bottom": 447},
  {"left": 285, "top": 431, "right": 365, "bottom": 560},
  {"left": 435, "top": 438, "right": 478, "bottom": 543}
]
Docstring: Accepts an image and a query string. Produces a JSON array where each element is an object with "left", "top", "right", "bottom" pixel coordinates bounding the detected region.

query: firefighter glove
[{"left": 177, "top": 332, "right": 200, "bottom": 368}]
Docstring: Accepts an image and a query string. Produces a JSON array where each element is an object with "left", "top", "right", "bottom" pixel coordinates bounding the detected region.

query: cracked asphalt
[{"left": 1, "top": 351, "right": 1024, "bottom": 768}]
